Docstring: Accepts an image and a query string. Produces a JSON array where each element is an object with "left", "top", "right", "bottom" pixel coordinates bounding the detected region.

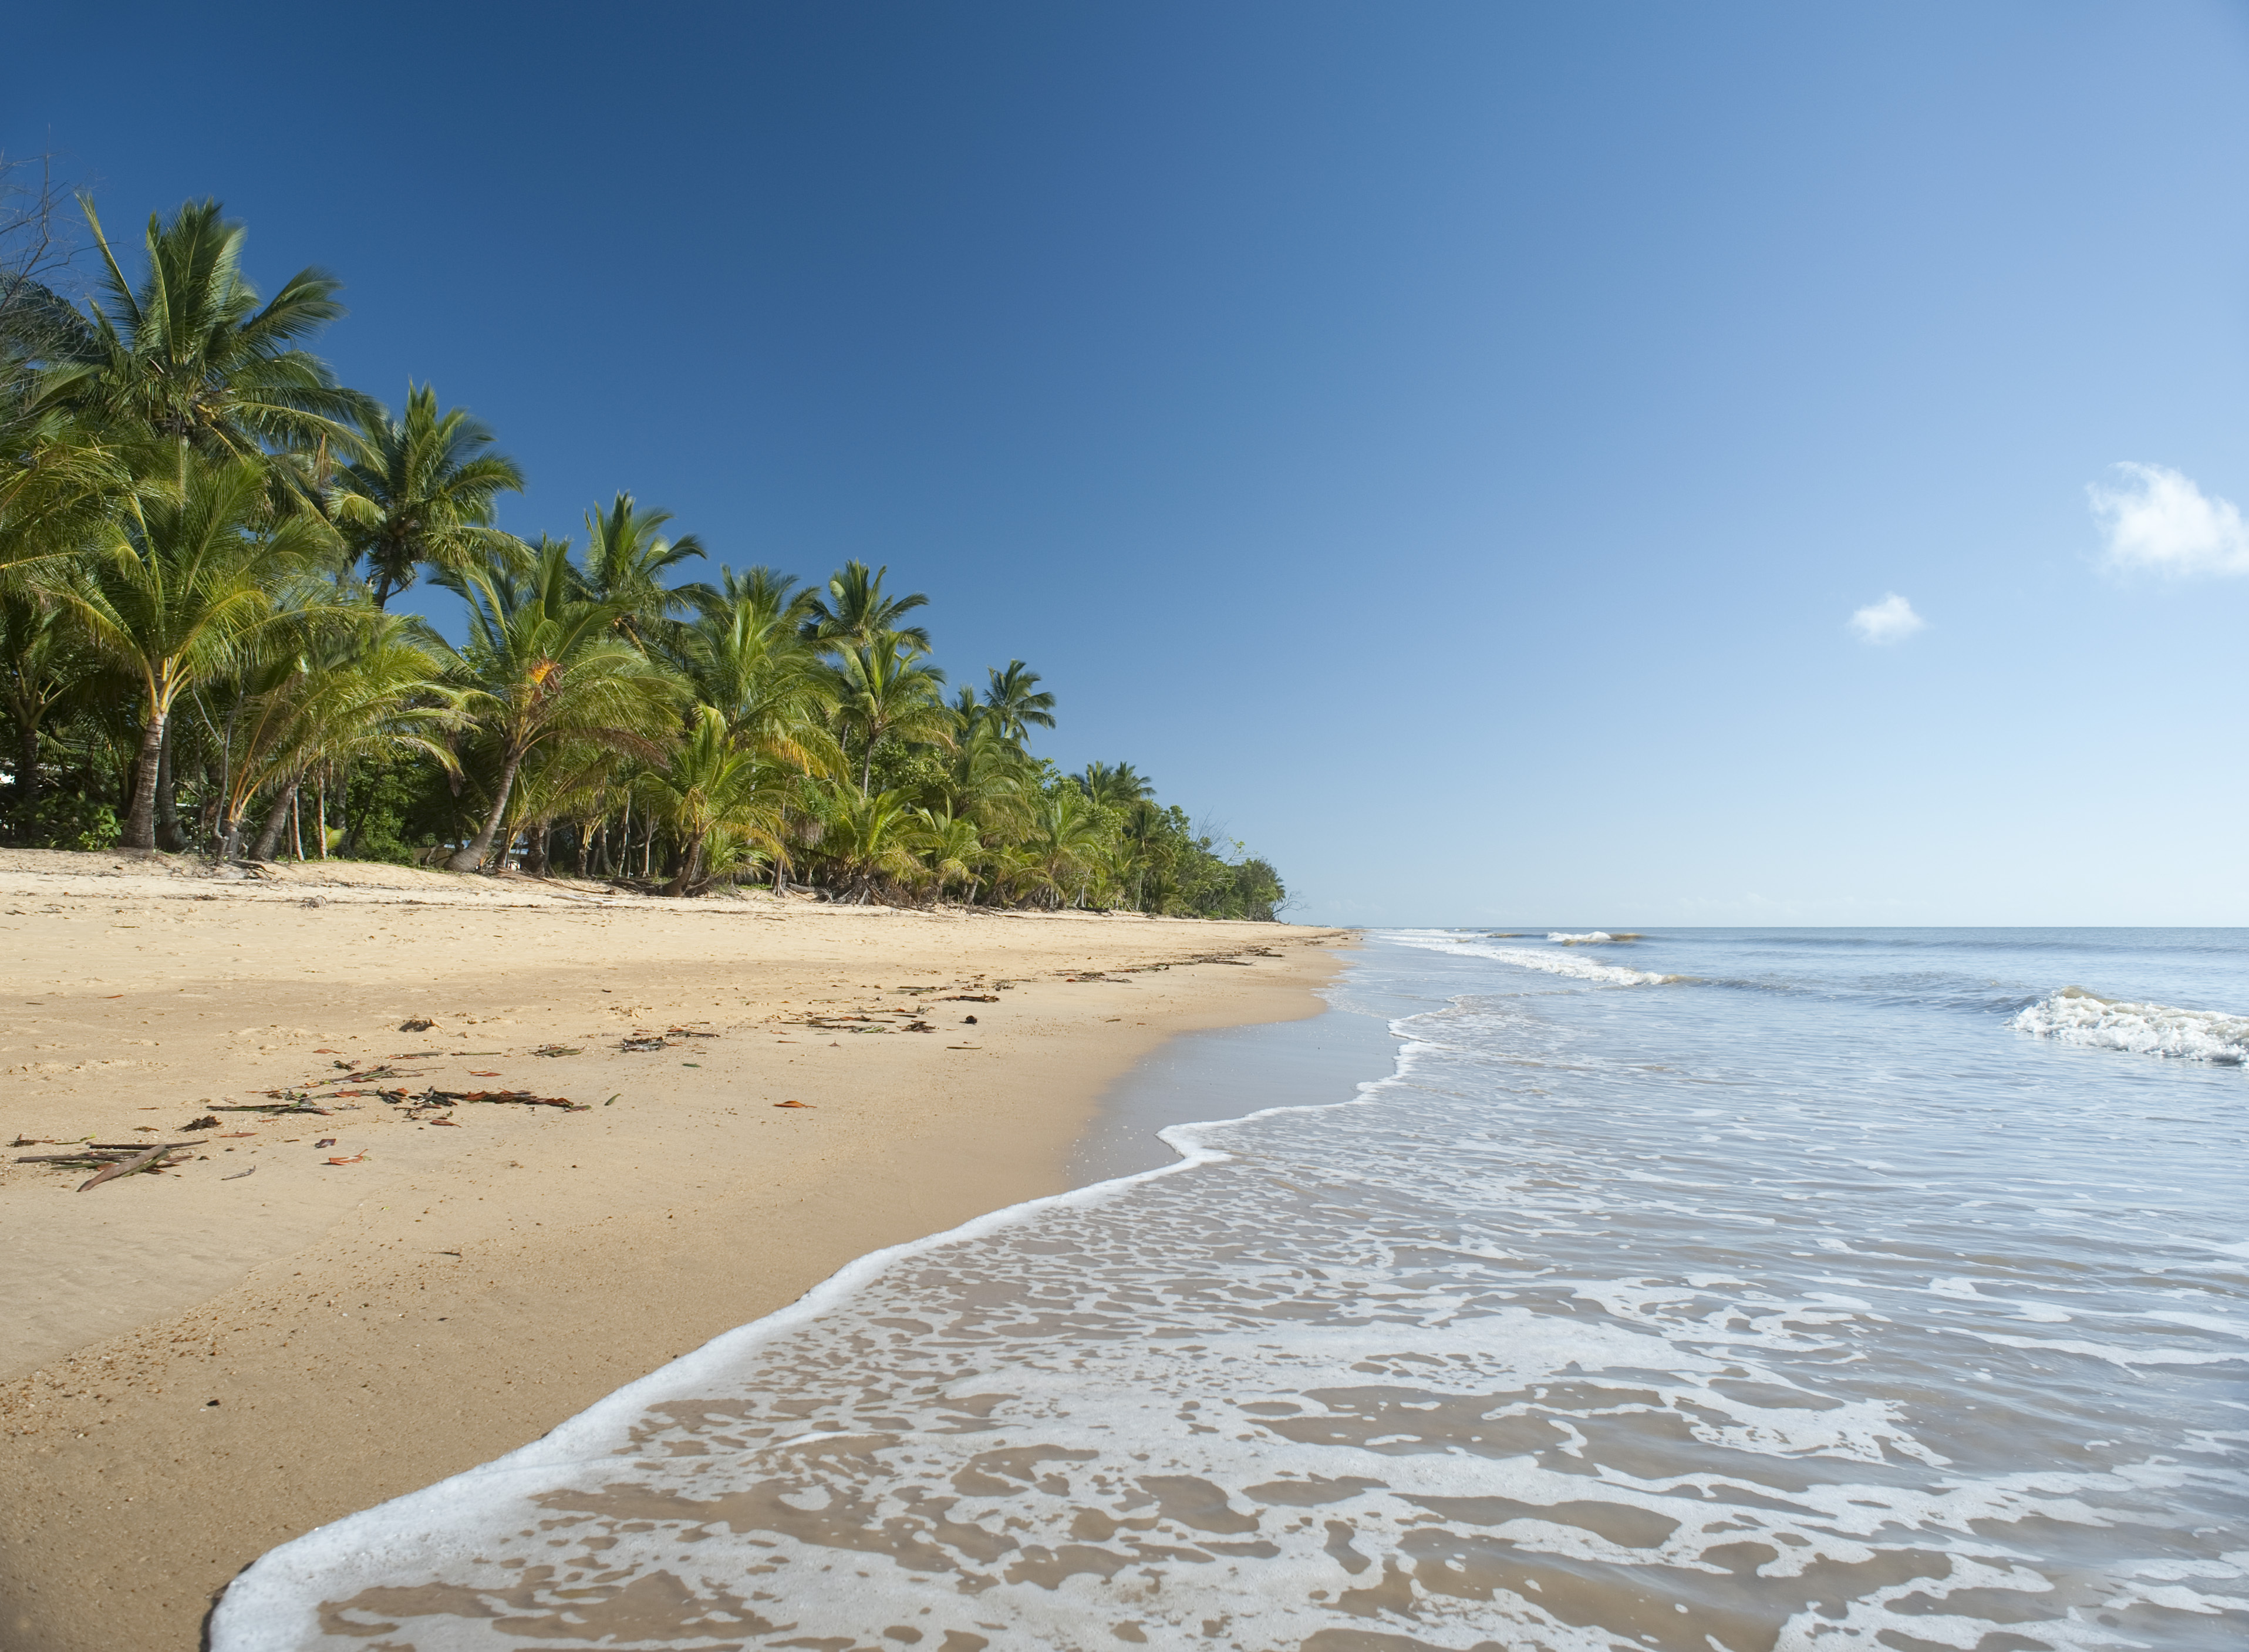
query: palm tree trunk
[
  {"left": 251, "top": 783, "right": 296, "bottom": 860},
  {"left": 662, "top": 834, "right": 703, "bottom": 898},
  {"left": 13, "top": 714, "right": 41, "bottom": 828},
  {"left": 154, "top": 722, "right": 183, "bottom": 851},
  {"left": 447, "top": 747, "right": 525, "bottom": 872},
  {"left": 121, "top": 708, "right": 167, "bottom": 852}
]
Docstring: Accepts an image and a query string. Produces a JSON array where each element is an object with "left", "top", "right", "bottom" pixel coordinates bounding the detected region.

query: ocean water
[{"left": 212, "top": 929, "right": 2249, "bottom": 1652}]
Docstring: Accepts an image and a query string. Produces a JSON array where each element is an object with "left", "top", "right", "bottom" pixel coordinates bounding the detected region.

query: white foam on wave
[
  {"left": 1547, "top": 930, "right": 1613, "bottom": 944},
  {"left": 1383, "top": 929, "right": 1677, "bottom": 986},
  {"left": 2011, "top": 986, "right": 2249, "bottom": 1066}
]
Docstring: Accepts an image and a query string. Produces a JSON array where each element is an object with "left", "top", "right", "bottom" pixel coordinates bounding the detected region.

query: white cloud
[
  {"left": 1848, "top": 592, "right": 1924, "bottom": 645},
  {"left": 2087, "top": 461, "right": 2249, "bottom": 577}
]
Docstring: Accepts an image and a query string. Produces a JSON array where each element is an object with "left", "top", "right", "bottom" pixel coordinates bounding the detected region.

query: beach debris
[
  {"left": 430, "top": 1117, "right": 460, "bottom": 1127},
  {"left": 963, "top": 1014, "right": 978, "bottom": 1024},
  {"left": 398, "top": 1017, "right": 437, "bottom": 1032},
  {"left": 383, "top": 1086, "right": 585, "bottom": 1112},
  {"left": 77, "top": 1141, "right": 187, "bottom": 1191},
  {"left": 314, "top": 1138, "right": 337, "bottom": 1149},
  {"left": 325, "top": 1152, "right": 366, "bottom": 1165},
  {"left": 312, "top": 1048, "right": 340, "bottom": 1054},
  {"left": 530, "top": 1044, "right": 581, "bottom": 1057},
  {"left": 469, "top": 1070, "right": 503, "bottom": 1077},
  {"left": 667, "top": 1026, "right": 719, "bottom": 1038},
  {"left": 946, "top": 994, "right": 1000, "bottom": 1003},
  {"left": 221, "top": 1165, "right": 255, "bottom": 1181},
  {"left": 217, "top": 1097, "right": 332, "bottom": 1115},
  {"left": 218, "top": 1131, "right": 258, "bottom": 1138},
  {"left": 182, "top": 1114, "right": 221, "bottom": 1131},
  {"left": 774, "top": 1099, "right": 813, "bottom": 1108},
  {"left": 619, "top": 1034, "right": 669, "bottom": 1052}
]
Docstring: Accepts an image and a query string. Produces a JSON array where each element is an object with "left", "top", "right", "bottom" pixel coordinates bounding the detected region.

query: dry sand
[{"left": 0, "top": 848, "right": 1351, "bottom": 1652}]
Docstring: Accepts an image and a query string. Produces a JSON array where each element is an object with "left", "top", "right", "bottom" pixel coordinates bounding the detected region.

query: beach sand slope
[{"left": 0, "top": 849, "right": 1349, "bottom": 1652}]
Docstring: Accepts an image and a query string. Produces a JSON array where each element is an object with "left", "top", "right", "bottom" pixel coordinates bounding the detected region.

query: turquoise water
[{"left": 214, "top": 929, "right": 2248, "bottom": 1651}]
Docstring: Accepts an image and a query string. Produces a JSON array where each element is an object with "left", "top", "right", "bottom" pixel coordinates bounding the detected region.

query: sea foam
[
  {"left": 1384, "top": 929, "right": 1675, "bottom": 986},
  {"left": 2011, "top": 986, "right": 2249, "bottom": 1066}
]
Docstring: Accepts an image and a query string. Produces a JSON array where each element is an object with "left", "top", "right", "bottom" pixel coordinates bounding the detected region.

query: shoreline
[{"left": 0, "top": 849, "right": 1353, "bottom": 1652}]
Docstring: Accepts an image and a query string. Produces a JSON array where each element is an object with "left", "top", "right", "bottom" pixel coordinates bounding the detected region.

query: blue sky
[{"left": 11, "top": 2, "right": 2249, "bottom": 925}]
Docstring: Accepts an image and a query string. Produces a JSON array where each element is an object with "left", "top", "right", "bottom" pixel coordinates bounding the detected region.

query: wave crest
[
  {"left": 2010, "top": 986, "right": 2249, "bottom": 1065},
  {"left": 1383, "top": 932, "right": 1677, "bottom": 986}
]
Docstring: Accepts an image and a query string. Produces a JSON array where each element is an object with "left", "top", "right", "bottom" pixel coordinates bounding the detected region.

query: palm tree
[
  {"left": 34, "top": 198, "right": 366, "bottom": 470},
  {"left": 805, "top": 560, "right": 930, "bottom": 655},
  {"left": 1024, "top": 784, "right": 1111, "bottom": 909},
  {"left": 330, "top": 383, "right": 526, "bottom": 605},
  {"left": 1080, "top": 759, "right": 1152, "bottom": 811},
  {"left": 52, "top": 451, "right": 324, "bottom": 850},
  {"left": 0, "top": 574, "right": 86, "bottom": 828},
  {"left": 217, "top": 611, "right": 460, "bottom": 859},
  {"left": 578, "top": 493, "right": 704, "bottom": 646},
  {"left": 831, "top": 633, "right": 950, "bottom": 790},
  {"left": 679, "top": 567, "right": 838, "bottom": 772},
  {"left": 635, "top": 704, "right": 790, "bottom": 896},
  {"left": 914, "top": 805, "right": 987, "bottom": 903},
  {"left": 820, "top": 784, "right": 928, "bottom": 902},
  {"left": 437, "top": 540, "right": 679, "bottom": 872},
  {"left": 982, "top": 659, "right": 1056, "bottom": 743}
]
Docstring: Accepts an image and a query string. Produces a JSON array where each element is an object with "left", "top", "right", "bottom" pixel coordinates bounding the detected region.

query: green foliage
[{"left": 0, "top": 190, "right": 1291, "bottom": 912}]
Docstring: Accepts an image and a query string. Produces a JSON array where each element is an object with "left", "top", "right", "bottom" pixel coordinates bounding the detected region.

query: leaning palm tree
[
  {"left": 33, "top": 198, "right": 366, "bottom": 471},
  {"left": 981, "top": 659, "right": 1056, "bottom": 744},
  {"left": 51, "top": 451, "right": 325, "bottom": 850},
  {"left": 1080, "top": 759, "right": 1153, "bottom": 812},
  {"left": 805, "top": 560, "right": 931, "bottom": 655},
  {"left": 330, "top": 383, "right": 526, "bottom": 605},
  {"left": 437, "top": 540, "right": 679, "bottom": 872},
  {"left": 831, "top": 633, "right": 950, "bottom": 790}
]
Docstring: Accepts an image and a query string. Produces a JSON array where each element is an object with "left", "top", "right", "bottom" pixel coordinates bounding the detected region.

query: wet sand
[{"left": 0, "top": 849, "right": 1350, "bottom": 1652}]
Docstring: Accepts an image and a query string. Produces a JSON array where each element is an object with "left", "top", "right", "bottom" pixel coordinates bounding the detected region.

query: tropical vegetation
[{"left": 0, "top": 176, "right": 1286, "bottom": 919}]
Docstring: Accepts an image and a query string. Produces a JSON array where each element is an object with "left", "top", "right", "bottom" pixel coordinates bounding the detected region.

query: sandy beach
[{"left": 0, "top": 849, "right": 1350, "bottom": 1652}]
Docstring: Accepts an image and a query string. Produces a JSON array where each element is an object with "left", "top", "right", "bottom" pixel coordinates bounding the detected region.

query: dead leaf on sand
[
  {"left": 325, "top": 1152, "right": 366, "bottom": 1165},
  {"left": 774, "top": 1099, "right": 814, "bottom": 1109}
]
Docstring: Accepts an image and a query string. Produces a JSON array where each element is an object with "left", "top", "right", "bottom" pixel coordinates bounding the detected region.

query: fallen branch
[{"left": 79, "top": 1142, "right": 186, "bottom": 1192}]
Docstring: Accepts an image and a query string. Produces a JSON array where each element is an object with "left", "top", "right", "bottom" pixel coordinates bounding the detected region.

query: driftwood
[
  {"left": 78, "top": 1142, "right": 186, "bottom": 1192},
  {"left": 221, "top": 1165, "right": 256, "bottom": 1181}
]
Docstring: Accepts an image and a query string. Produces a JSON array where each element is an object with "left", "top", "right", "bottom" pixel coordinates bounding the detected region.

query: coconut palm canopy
[{"left": 0, "top": 193, "right": 1284, "bottom": 916}]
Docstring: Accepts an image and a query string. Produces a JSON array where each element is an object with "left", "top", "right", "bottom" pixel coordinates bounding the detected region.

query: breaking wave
[
  {"left": 2011, "top": 986, "right": 2249, "bottom": 1065},
  {"left": 1546, "top": 930, "right": 1612, "bottom": 944},
  {"left": 1384, "top": 930, "right": 1677, "bottom": 986}
]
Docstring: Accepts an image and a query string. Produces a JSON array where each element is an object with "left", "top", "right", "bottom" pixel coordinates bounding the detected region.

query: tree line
[{"left": 0, "top": 176, "right": 1286, "bottom": 919}]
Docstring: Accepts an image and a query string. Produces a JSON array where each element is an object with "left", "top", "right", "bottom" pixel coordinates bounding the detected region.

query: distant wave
[
  {"left": 1545, "top": 930, "right": 1643, "bottom": 944},
  {"left": 1384, "top": 931, "right": 1677, "bottom": 986},
  {"left": 2010, "top": 986, "right": 2249, "bottom": 1066}
]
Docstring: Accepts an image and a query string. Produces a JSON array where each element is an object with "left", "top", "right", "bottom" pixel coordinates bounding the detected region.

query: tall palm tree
[
  {"left": 914, "top": 805, "right": 987, "bottom": 903},
  {"left": 805, "top": 560, "right": 930, "bottom": 655},
  {"left": 1080, "top": 759, "right": 1152, "bottom": 812},
  {"left": 679, "top": 567, "right": 838, "bottom": 773},
  {"left": 51, "top": 451, "right": 325, "bottom": 850},
  {"left": 831, "top": 633, "right": 950, "bottom": 791},
  {"left": 437, "top": 540, "right": 678, "bottom": 872},
  {"left": 982, "top": 659, "right": 1056, "bottom": 743},
  {"left": 35, "top": 198, "right": 366, "bottom": 470},
  {"left": 330, "top": 383, "right": 526, "bottom": 605},
  {"left": 578, "top": 493, "right": 704, "bottom": 646}
]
